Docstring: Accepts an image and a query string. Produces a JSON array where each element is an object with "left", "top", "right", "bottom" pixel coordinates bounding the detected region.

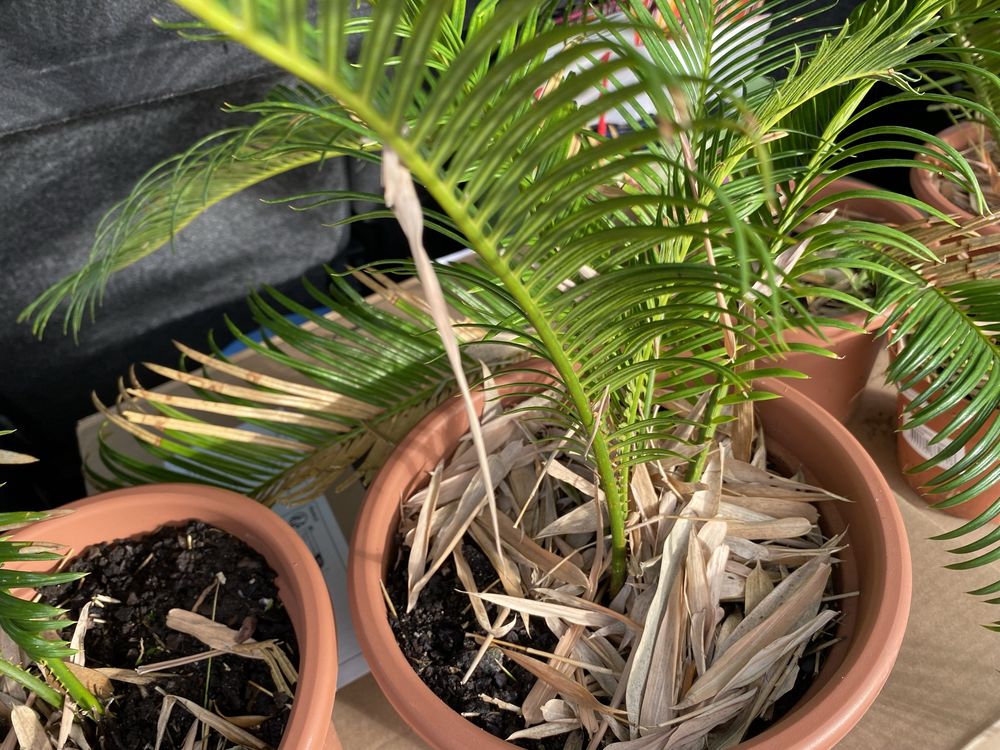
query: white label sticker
[
  {"left": 273, "top": 497, "right": 370, "bottom": 688},
  {"left": 902, "top": 423, "right": 965, "bottom": 470}
]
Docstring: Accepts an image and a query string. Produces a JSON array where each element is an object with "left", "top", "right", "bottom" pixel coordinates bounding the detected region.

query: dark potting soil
[
  {"left": 386, "top": 541, "right": 604, "bottom": 750},
  {"left": 40, "top": 521, "right": 298, "bottom": 750},
  {"left": 388, "top": 536, "right": 835, "bottom": 750}
]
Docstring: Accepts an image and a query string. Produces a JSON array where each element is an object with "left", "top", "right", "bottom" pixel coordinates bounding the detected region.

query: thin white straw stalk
[{"left": 383, "top": 146, "right": 506, "bottom": 568}]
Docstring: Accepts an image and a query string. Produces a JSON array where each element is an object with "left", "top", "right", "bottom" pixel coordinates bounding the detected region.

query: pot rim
[
  {"left": 10, "top": 484, "right": 338, "bottom": 750},
  {"left": 348, "top": 373, "right": 910, "bottom": 750}
]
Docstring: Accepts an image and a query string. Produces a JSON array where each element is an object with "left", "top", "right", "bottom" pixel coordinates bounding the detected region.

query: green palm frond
[
  {"left": 879, "top": 228, "right": 999, "bottom": 501},
  {"left": 0, "top": 443, "right": 102, "bottom": 713},
  {"left": 21, "top": 85, "right": 375, "bottom": 338},
  {"left": 0, "top": 510, "right": 98, "bottom": 713},
  {"left": 868, "top": 222, "right": 1000, "bottom": 618},
  {"left": 85, "top": 269, "right": 480, "bottom": 504}
]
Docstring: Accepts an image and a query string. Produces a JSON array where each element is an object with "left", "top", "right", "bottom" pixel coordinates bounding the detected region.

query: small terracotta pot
[
  {"left": 764, "top": 177, "right": 923, "bottom": 422},
  {"left": 771, "top": 309, "right": 883, "bottom": 423},
  {"left": 895, "top": 376, "right": 999, "bottom": 522},
  {"left": 10, "top": 484, "right": 341, "bottom": 750},
  {"left": 910, "top": 121, "right": 999, "bottom": 236},
  {"left": 348, "top": 372, "right": 910, "bottom": 750}
]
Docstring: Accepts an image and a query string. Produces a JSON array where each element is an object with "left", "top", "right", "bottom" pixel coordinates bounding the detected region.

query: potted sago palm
[
  {"left": 16, "top": 0, "right": 1000, "bottom": 748},
  {"left": 897, "top": 0, "right": 1000, "bottom": 524}
]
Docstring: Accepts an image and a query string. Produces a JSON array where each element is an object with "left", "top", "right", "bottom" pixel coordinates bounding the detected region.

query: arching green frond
[{"left": 21, "top": 85, "right": 375, "bottom": 338}]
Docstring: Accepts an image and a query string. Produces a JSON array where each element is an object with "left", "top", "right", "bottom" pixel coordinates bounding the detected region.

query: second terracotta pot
[
  {"left": 348, "top": 372, "right": 910, "bottom": 750},
  {"left": 895, "top": 376, "right": 999, "bottom": 522},
  {"left": 764, "top": 177, "right": 923, "bottom": 422},
  {"left": 772, "top": 309, "right": 883, "bottom": 423},
  {"left": 910, "top": 121, "right": 999, "bottom": 236},
  {"left": 11, "top": 484, "right": 341, "bottom": 750}
]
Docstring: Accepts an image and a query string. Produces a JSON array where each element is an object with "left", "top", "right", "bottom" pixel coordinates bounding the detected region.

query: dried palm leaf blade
[
  {"left": 744, "top": 562, "right": 775, "bottom": 616},
  {"left": 407, "top": 464, "right": 443, "bottom": 612},
  {"left": 619, "top": 692, "right": 763, "bottom": 749},
  {"left": 0, "top": 628, "right": 28, "bottom": 703},
  {"left": 571, "top": 639, "right": 621, "bottom": 698},
  {"left": 66, "top": 724, "right": 92, "bottom": 750},
  {"left": 626, "top": 450, "right": 723, "bottom": 735},
  {"left": 410, "top": 451, "right": 514, "bottom": 604},
  {"left": 531, "top": 589, "right": 642, "bottom": 633},
  {"left": 723, "top": 460, "right": 847, "bottom": 500},
  {"left": 488, "top": 510, "right": 590, "bottom": 588},
  {"left": 497, "top": 645, "right": 609, "bottom": 733},
  {"left": 469, "top": 636, "right": 607, "bottom": 675},
  {"left": 448, "top": 414, "right": 524, "bottom": 474},
  {"left": 404, "top": 466, "right": 477, "bottom": 513},
  {"left": 467, "top": 520, "right": 525, "bottom": 601},
  {"left": 471, "top": 592, "right": 626, "bottom": 631},
  {"left": 154, "top": 691, "right": 270, "bottom": 750},
  {"left": 461, "top": 608, "right": 515, "bottom": 683},
  {"left": 165, "top": 609, "right": 259, "bottom": 652},
  {"left": 536, "top": 502, "right": 604, "bottom": 539},
  {"left": 508, "top": 719, "right": 582, "bottom": 741},
  {"left": 541, "top": 698, "right": 579, "bottom": 722},
  {"left": 546, "top": 460, "right": 604, "bottom": 499},
  {"left": 0, "top": 450, "right": 38, "bottom": 465},
  {"left": 720, "top": 494, "right": 821, "bottom": 522},
  {"left": 722, "top": 610, "right": 837, "bottom": 694},
  {"left": 10, "top": 706, "right": 53, "bottom": 750},
  {"left": 521, "top": 624, "right": 587, "bottom": 725},
  {"left": 720, "top": 552, "right": 834, "bottom": 652},
  {"left": 638, "top": 567, "right": 687, "bottom": 731},
  {"left": 162, "top": 608, "right": 297, "bottom": 694},
  {"left": 180, "top": 719, "right": 198, "bottom": 750},
  {"left": 94, "top": 668, "right": 158, "bottom": 686},
  {"left": 661, "top": 690, "right": 756, "bottom": 749},
  {"left": 681, "top": 560, "right": 832, "bottom": 707},
  {"left": 724, "top": 518, "right": 813, "bottom": 540},
  {"left": 218, "top": 713, "right": 269, "bottom": 729},
  {"left": 454, "top": 545, "right": 493, "bottom": 633}
]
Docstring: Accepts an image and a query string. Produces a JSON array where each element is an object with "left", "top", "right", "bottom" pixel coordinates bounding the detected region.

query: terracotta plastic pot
[
  {"left": 772, "top": 309, "right": 883, "bottom": 423},
  {"left": 10, "top": 484, "right": 341, "bottom": 750},
  {"left": 348, "top": 372, "right": 910, "bottom": 750},
  {"left": 895, "top": 378, "right": 999, "bottom": 522},
  {"left": 764, "top": 177, "right": 923, "bottom": 422},
  {"left": 910, "top": 121, "right": 999, "bottom": 236}
]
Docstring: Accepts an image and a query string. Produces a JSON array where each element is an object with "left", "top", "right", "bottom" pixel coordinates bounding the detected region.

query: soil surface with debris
[
  {"left": 389, "top": 539, "right": 833, "bottom": 750},
  {"left": 41, "top": 520, "right": 298, "bottom": 750},
  {"left": 386, "top": 541, "right": 606, "bottom": 750}
]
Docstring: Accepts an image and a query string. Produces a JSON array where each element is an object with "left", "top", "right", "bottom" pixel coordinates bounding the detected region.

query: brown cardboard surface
[
  {"left": 76, "top": 345, "right": 1000, "bottom": 749},
  {"left": 832, "top": 355, "right": 1000, "bottom": 750}
]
